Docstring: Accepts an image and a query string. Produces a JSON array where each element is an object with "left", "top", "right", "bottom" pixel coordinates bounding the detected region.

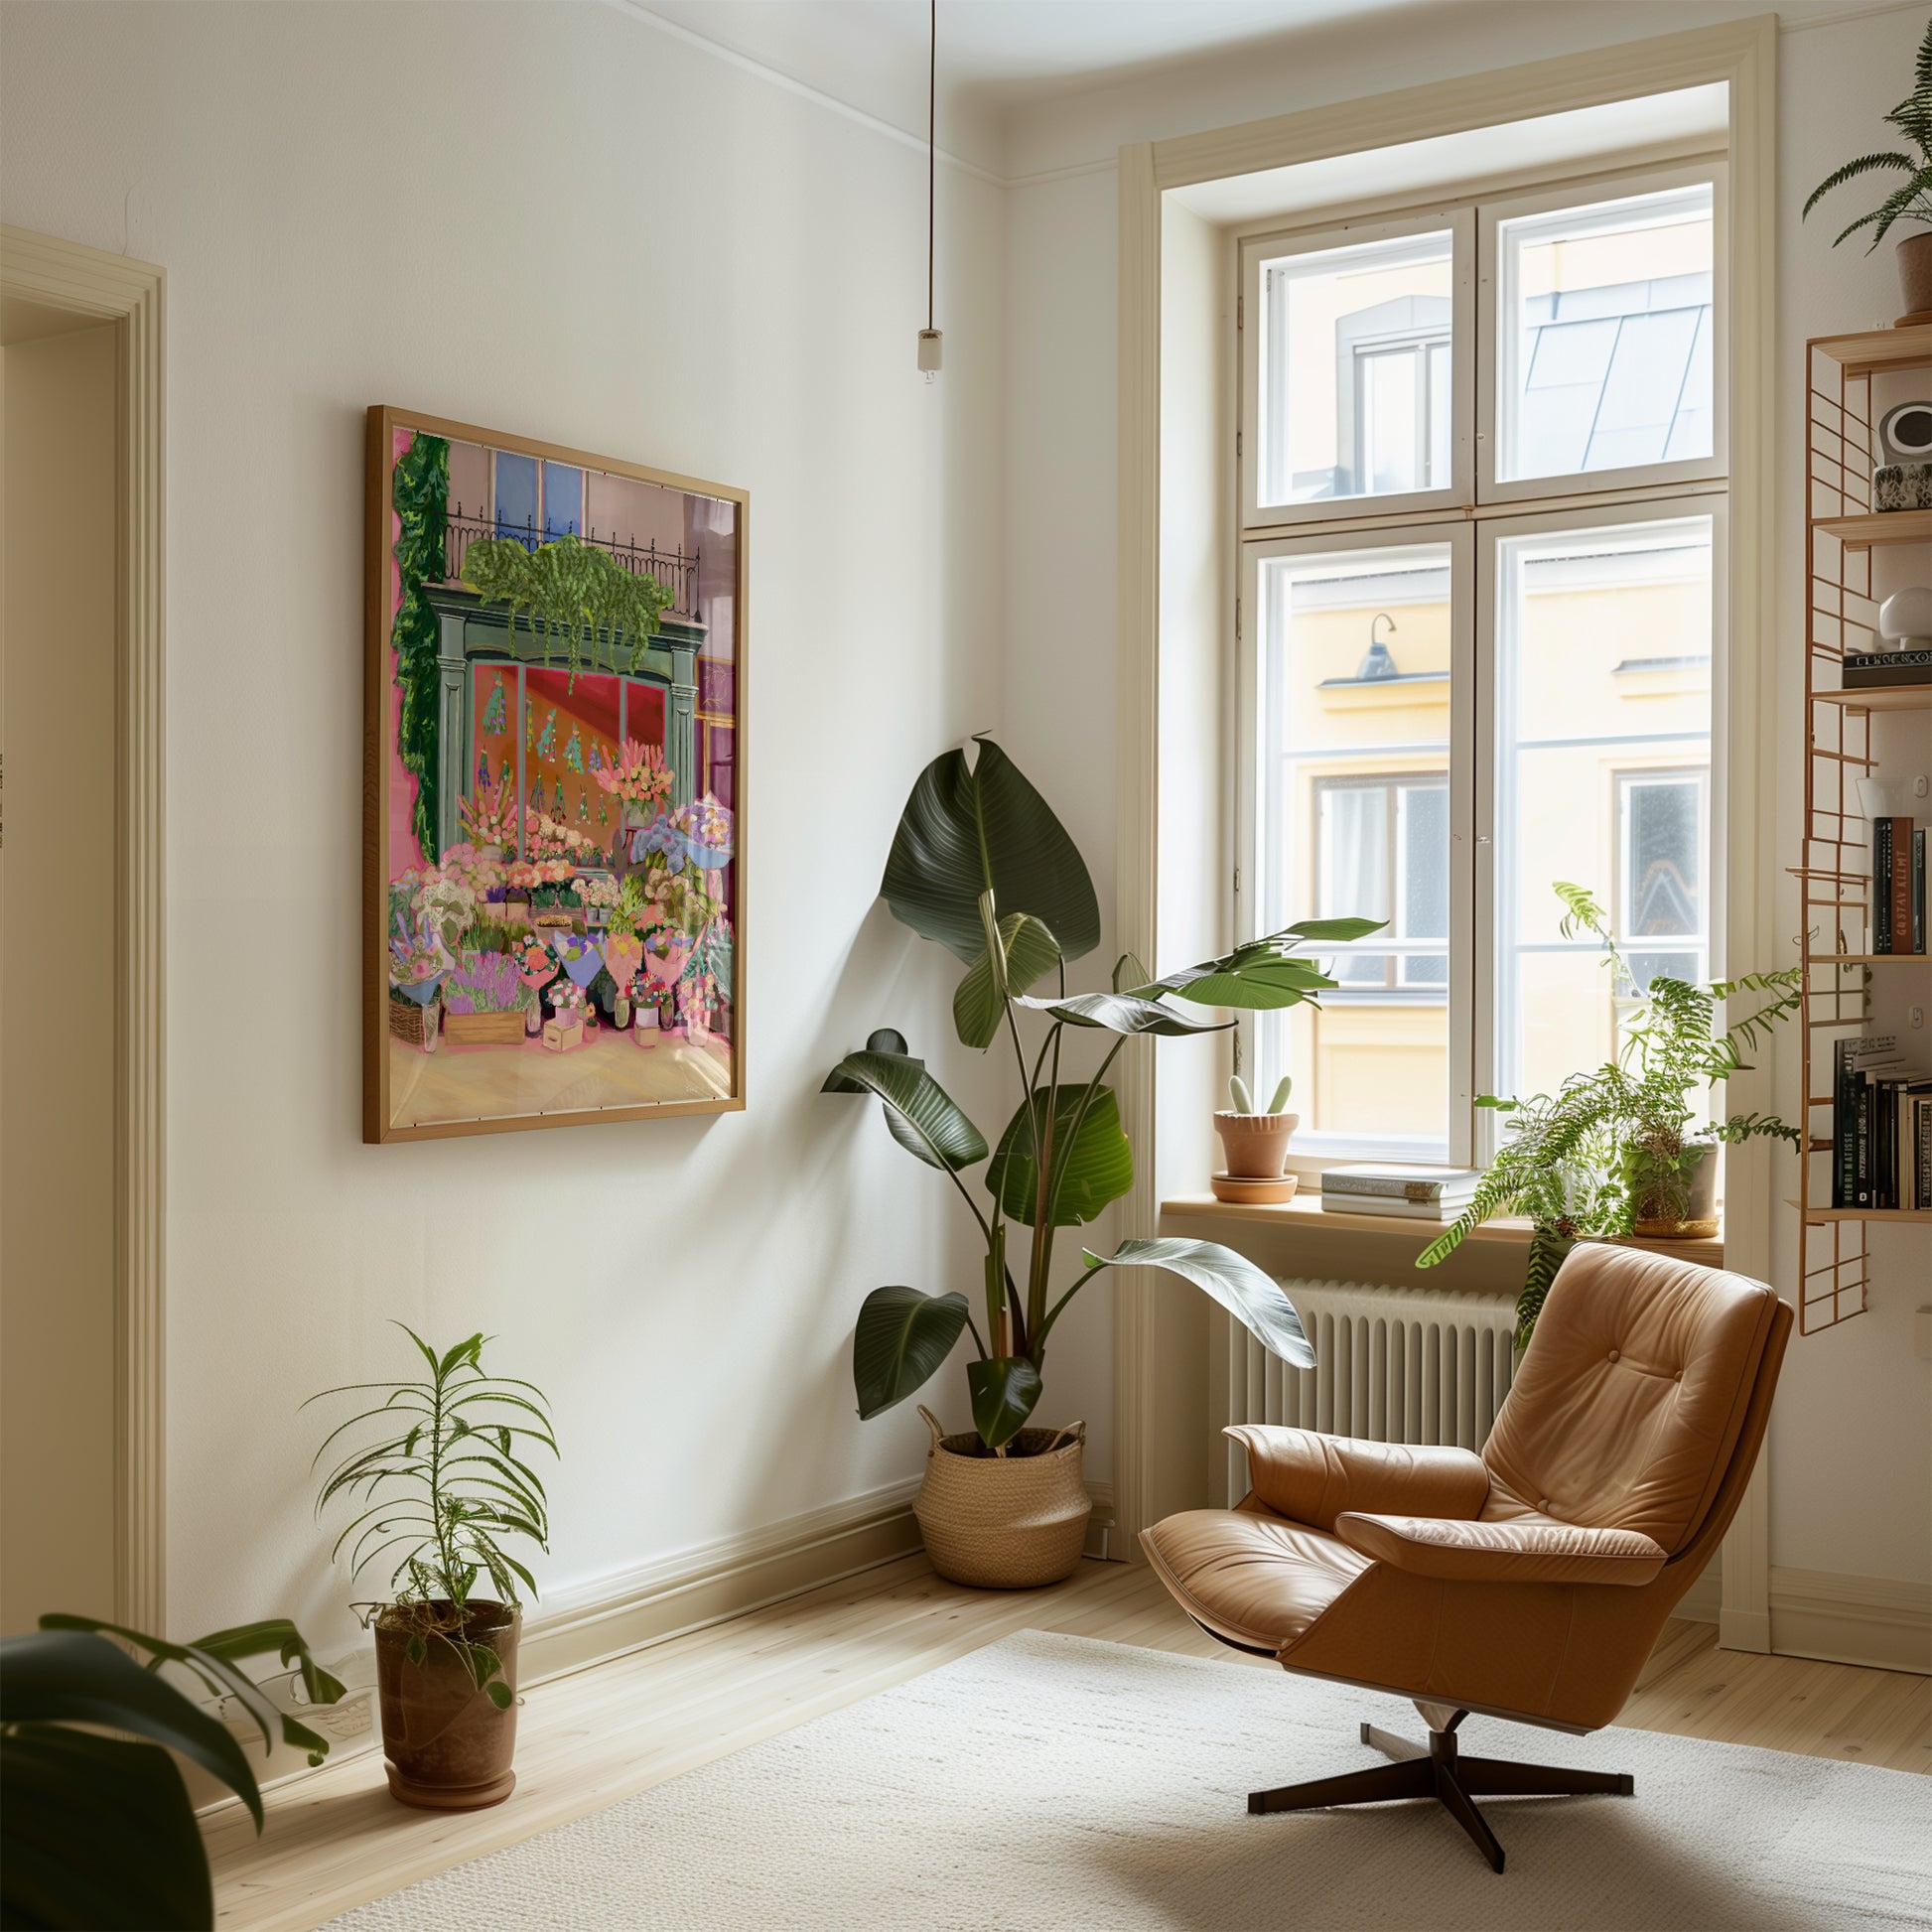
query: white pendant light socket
[{"left": 917, "top": 328, "right": 943, "bottom": 379}]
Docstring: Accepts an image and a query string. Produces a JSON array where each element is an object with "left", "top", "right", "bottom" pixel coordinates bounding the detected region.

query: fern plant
[
  {"left": 1417, "top": 883, "right": 1800, "bottom": 1347},
  {"left": 1802, "top": 16, "right": 1932, "bottom": 251},
  {"left": 307, "top": 1328, "right": 558, "bottom": 1705}
]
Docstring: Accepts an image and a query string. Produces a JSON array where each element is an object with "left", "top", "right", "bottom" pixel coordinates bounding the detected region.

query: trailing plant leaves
[
  {"left": 987, "top": 1086, "right": 1132, "bottom": 1227},
  {"left": 853, "top": 1286, "right": 969, "bottom": 1419},
  {"left": 967, "top": 1356, "right": 1043, "bottom": 1450},
  {"left": 1014, "top": 991, "right": 1230, "bottom": 1036},
  {"left": 826, "top": 1050, "right": 988, "bottom": 1172},
  {"left": 881, "top": 739, "right": 1099, "bottom": 968},
  {"left": 954, "top": 913, "right": 1061, "bottom": 1049},
  {"left": 0, "top": 1726, "right": 210, "bottom": 1931},
  {"left": 1138, "top": 924, "right": 1380, "bottom": 1010},
  {"left": 389, "top": 433, "right": 450, "bottom": 860},
  {"left": 0, "top": 1630, "right": 263, "bottom": 1828},
  {"left": 460, "top": 533, "right": 675, "bottom": 685},
  {"left": 1082, "top": 1238, "right": 1314, "bottom": 1369}
]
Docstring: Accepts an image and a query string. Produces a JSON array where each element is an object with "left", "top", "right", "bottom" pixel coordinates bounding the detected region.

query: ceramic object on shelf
[
  {"left": 1898, "top": 230, "right": 1931, "bottom": 322},
  {"left": 1209, "top": 1172, "right": 1299, "bottom": 1204}
]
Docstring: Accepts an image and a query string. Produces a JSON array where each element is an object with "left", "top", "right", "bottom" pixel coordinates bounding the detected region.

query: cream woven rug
[{"left": 329, "top": 1630, "right": 1930, "bottom": 1930}]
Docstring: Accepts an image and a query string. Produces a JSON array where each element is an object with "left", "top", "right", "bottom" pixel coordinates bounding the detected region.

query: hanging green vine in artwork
[
  {"left": 460, "top": 532, "right": 675, "bottom": 686},
  {"left": 390, "top": 433, "right": 450, "bottom": 860}
]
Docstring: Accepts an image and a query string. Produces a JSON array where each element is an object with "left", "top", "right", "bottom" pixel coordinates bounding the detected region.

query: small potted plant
[
  {"left": 1802, "top": 18, "right": 1932, "bottom": 319},
  {"left": 308, "top": 1327, "right": 557, "bottom": 1811},
  {"left": 1416, "top": 883, "right": 1801, "bottom": 1349},
  {"left": 827, "top": 737, "right": 1376, "bottom": 1588},
  {"left": 1213, "top": 1073, "right": 1299, "bottom": 1196}
]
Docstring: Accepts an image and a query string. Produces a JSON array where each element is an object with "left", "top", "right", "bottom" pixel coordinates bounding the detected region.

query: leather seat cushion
[{"left": 1140, "top": 1504, "right": 1369, "bottom": 1653}]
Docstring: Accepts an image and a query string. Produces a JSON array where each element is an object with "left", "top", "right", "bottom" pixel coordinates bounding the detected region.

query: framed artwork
[{"left": 363, "top": 407, "right": 747, "bottom": 1142}]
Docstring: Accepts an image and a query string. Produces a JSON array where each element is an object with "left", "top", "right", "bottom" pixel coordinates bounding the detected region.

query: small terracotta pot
[
  {"left": 1213, "top": 1110, "right": 1299, "bottom": 1178},
  {"left": 1898, "top": 230, "right": 1932, "bottom": 320},
  {"left": 373, "top": 1601, "right": 521, "bottom": 1810}
]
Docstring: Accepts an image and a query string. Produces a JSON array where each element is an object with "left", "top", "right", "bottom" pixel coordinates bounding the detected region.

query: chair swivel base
[{"left": 1247, "top": 1711, "right": 1634, "bottom": 1873}]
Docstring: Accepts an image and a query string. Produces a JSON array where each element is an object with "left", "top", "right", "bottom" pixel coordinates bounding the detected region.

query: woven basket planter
[
  {"left": 387, "top": 996, "right": 440, "bottom": 1052},
  {"left": 913, "top": 1406, "right": 1090, "bottom": 1589}
]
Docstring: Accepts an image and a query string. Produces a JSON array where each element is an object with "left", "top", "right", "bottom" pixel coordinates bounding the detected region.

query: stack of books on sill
[
  {"left": 1832, "top": 1035, "right": 1932, "bottom": 1211},
  {"left": 1320, "top": 1166, "right": 1482, "bottom": 1221},
  {"left": 1869, "top": 813, "right": 1927, "bottom": 955}
]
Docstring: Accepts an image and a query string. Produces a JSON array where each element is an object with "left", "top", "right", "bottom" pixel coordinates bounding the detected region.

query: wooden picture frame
[{"left": 363, "top": 406, "right": 748, "bottom": 1142}]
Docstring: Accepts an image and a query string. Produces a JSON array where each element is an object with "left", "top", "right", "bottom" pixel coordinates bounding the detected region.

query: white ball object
[{"left": 1877, "top": 586, "right": 1932, "bottom": 649}]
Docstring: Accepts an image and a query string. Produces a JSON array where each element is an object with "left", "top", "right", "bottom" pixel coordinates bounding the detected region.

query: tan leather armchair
[{"left": 1142, "top": 1242, "right": 1791, "bottom": 1872}]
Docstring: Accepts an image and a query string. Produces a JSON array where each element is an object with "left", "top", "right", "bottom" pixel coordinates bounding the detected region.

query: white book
[
  {"left": 1321, "top": 1164, "right": 1480, "bottom": 1203},
  {"left": 1319, "top": 1192, "right": 1471, "bottom": 1221}
]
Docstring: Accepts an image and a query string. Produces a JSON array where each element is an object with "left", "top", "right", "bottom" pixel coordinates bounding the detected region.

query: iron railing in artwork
[{"left": 442, "top": 505, "right": 701, "bottom": 618}]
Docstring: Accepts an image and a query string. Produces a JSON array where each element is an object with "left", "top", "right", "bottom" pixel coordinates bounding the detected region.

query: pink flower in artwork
[{"left": 595, "top": 738, "right": 674, "bottom": 804}]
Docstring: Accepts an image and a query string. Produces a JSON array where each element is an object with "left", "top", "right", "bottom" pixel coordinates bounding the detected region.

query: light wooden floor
[{"left": 206, "top": 1554, "right": 1931, "bottom": 1932}]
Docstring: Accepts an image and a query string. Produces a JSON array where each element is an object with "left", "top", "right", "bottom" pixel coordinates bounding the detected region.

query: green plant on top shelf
[
  {"left": 1801, "top": 16, "right": 1932, "bottom": 251},
  {"left": 1415, "top": 882, "right": 1801, "bottom": 1348}
]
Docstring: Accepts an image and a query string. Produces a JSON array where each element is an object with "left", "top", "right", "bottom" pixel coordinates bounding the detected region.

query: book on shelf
[
  {"left": 1842, "top": 647, "right": 1932, "bottom": 690},
  {"left": 1869, "top": 815, "right": 1926, "bottom": 955},
  {"left": 1318, "top": 1165, "right": 1481, "bottom": 1202},
  {"left": 1830, "top": 1033, "right": 1931, "bottom": 1210},
  {"left": 1318, "top": 1190, "right": 1473, "bottom": 1221}
]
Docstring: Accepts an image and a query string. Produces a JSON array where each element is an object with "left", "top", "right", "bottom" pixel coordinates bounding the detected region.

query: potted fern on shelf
[
  {"left": 1415, "top": 883, "right": 1801, "bottom": 1348},
  {"left": 308, "top": 1327, "right": 558, "bottom": 1811},
  {"left": 826, "top": 736, "right": 1379, "bottom": 1587}
]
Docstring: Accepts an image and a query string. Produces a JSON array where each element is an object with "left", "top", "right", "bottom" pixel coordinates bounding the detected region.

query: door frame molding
[
  {"left": 3, "top": 225, "right": 167, "bottom": 1631},
  {"left": 1113, "top": 19, "right": 1778, "bottom": 1653}
]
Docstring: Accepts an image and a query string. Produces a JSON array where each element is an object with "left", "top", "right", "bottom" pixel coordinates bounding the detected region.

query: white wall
[
  {"left": 0, "top": 0, "right": 1011, "bottom": 1652},
  {"left": 1001, "top": 3, "right": 1932, "bottom": 1589}
]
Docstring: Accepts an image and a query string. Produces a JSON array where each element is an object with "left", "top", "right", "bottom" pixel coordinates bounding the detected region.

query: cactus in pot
[{"left": 1215, "top": 1072, "right": 1300, "bottom": 1178}]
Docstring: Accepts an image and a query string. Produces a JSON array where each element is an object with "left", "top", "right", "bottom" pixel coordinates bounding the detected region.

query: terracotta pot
[
  {"left": 1212, "top": 1110, "right": 1299, "bottom": 1178},
  {"left": 1625, "top": 1140, "right": 1720, "bottom": 1239},
  {"left": 912, "top": 1407, "right": 1090, "bottom": 1588},
  {"left": 1898, "top": 229, "right": 1932, "bottom": 320},
  {"left": 373, "top": 1601, "right": 521, "bottom": 1810}
]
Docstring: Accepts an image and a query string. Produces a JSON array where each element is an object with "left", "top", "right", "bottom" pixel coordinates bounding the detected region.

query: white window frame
[
  {"left": 1236, "top": 520, "right": 1476, "bottom": 1167},
  {"left": 1473, "top": 491, "right": 1727, "bottom": 1157},
  {"left": 1241, "top": 207, "right": 1476, "bottom": 531},
  {"left": 1478, "top": 160, "right": 1729, "bottom": 504}
]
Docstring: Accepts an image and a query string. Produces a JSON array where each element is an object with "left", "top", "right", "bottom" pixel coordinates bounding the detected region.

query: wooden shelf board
[
  {"left": 1805, "top": 953, "right": 1932, "bottom": 966},
  {"left": 1795, "top": 1205, "right": 1932, "bottom": 1224},
  {"left": 1161, "top": 1193, "right": 1725, "bottom": 1264},
  {"left": 1811, "top": 684, "right": 1932, "bottom": 711},
  {"left": 1810, "top": 509, "right": 1932, "bottom": 551},
  {"left": 1810, "top": 323, "right": 1932, "bottom": 374}
]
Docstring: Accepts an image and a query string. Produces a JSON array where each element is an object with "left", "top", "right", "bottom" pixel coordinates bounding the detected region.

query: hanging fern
[
  {"left": 1801, "top": 18, "right": 1932, "bottom": 251},
  {"left": 390, "top": 433, "right": 450, "bottom": 860},
  {"left": 460, "top": 533, "right": 675, "bottom": 687}
]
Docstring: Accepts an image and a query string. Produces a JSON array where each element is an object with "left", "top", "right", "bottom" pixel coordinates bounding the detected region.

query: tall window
[{"left": 1239, "top": 162, "right": 1723, "bottom": 1163}]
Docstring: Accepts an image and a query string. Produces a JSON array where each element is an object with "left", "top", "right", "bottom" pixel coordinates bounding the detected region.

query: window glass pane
[
  {"left": 1259, "top": 230, "right": 1452, "bottom": 508},
  {"left": 1498, "top": 185, "right": 1714, "bottom": 483},
  {"left": 1493, "top": 518, "right": 1713, "bottom": 1106},
  {"left": 1256, "top": 543, "right": 1453, "bottom": 1153}
]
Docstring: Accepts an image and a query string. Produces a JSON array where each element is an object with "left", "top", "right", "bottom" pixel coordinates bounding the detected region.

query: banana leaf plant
[
  {"left": 0, "top": 1613, "right": 345, "bottom": 1930},
  {"left": 826, "top": 737, "right": 1383, "bottom": 1452}
]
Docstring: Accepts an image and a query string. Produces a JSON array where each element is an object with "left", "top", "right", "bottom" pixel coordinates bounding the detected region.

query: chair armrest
[
  {"left": 1335, "top": 1513, "right": 1669, "bottom": 1587},
  {"left": 1225, "top": 1426, "right": 1490, "bottom": 1532}
]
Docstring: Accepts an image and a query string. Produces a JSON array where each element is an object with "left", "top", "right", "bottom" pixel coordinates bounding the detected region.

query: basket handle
[
  {"left": 1041, "top": 1419, "right": 1086, "bottom": 1453},
  {"left": 916, "top": 1404, "right": 946, "bottom": 1449}
]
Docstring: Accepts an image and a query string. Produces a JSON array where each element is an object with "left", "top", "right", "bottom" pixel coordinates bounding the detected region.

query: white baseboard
[
  {"left": 1770, "top": 1567, "right": 1932, "bottom": 1676},
  {"left": 202, "top": 1471, "right": 1122, "bottom": 1810}
]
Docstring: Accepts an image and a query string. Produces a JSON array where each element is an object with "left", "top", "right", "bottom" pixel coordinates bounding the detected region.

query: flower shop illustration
[{"left": 382, "top": 429, "right": 738, "bottom": 1096}]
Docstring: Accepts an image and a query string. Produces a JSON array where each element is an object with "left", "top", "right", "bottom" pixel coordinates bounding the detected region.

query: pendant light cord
[{"left": 926, "top": 0, "right": 935, "bottom": 333}]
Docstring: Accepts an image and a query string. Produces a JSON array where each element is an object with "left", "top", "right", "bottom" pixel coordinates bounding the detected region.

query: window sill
[{"left": 1162, "top": 1192, "right": 1725, "bottom": 1268}]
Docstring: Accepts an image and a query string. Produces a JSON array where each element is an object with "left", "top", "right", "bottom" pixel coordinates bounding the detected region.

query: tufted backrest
[{"left": 1479, "top": 1244, "right": 1780, "bottom": 1556}]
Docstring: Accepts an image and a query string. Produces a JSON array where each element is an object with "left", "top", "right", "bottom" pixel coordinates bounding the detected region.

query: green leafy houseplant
[
  {"left": 0, "top": 1613, "right": 343, "bottom": 1930},
  {"left": 1416, "top": 883, "right": 1801, "bottom": 1346},
  {"left": 1801, "top": 17, "right": 1932, "bottom": 253},
  {"left": 829, "top": 737, "right": 1383, "bottom": 1453},
  {"left": 308, "top": 1328, "right": 557, "bottom": 1707}
]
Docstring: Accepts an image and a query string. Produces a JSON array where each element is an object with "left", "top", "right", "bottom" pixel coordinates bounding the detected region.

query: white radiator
[{"left": 1225, "top": 1278, "right": 1518, "bottom": 1507}]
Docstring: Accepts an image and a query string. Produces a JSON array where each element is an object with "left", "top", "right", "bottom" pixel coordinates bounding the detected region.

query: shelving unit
[{"left": 1794, "top": 324, "right": 1932, "bottom": 1334}]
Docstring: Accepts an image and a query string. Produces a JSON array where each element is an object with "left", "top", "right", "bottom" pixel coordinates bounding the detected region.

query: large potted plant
[
  {"left": 826, "top": 738, "right": 1376, "bottom": 1587},
  {"left": 1415, "top": 883, "right": 1800, "bottom": 1348},
  {"left": 1802, "top": 17, "right": 1932, "bottom": 318},
  {"left": 0, "top": 1611, "right": 342, "bottom": 1930},
  {"left": 308, "top": 1327, "right": 557, "bottom": 1811}
]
